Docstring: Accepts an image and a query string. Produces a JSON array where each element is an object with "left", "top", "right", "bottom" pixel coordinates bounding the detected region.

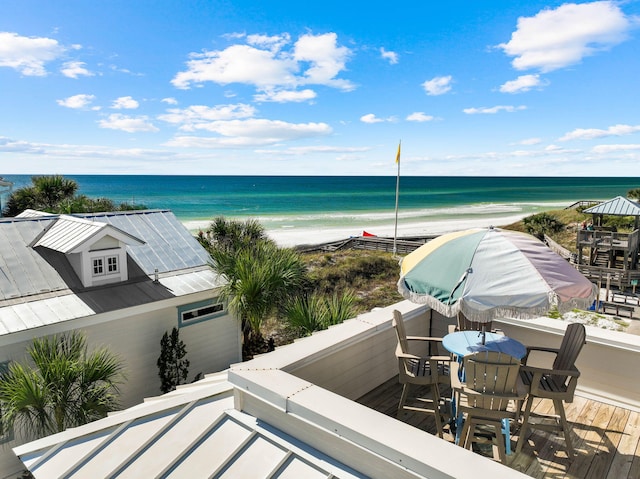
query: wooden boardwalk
[{"left": 357, "top": 377, "right": 640, "bottom": 479}]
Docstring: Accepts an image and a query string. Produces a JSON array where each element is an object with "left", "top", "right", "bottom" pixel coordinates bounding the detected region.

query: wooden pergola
[{"left": 576, "top": 196, "right": 640, "bottom": 270}]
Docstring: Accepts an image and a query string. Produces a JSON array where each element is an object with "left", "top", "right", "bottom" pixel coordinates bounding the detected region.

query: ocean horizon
[{"left": 2, "top": 175, "right": 639, "bottom": 246}]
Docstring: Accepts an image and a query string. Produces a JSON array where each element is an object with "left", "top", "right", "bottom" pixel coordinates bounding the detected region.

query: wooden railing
[
  {"left": 574, "top": 264, "right": 640, "bottom": 291},
  {"left": 296, "top": 236, "right": 430, "bottom": 254},
  {"left": 544, "top": 234, "right": 573, "bottom": 260},
  {"left": 576, "top": 229, "right": 635, "bottom": 249},
  {"left": 564, "top": 200, "right": 601, "bottom": 210}
]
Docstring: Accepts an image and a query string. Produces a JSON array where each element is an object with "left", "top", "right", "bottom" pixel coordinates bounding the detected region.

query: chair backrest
[
  {"left": 463, "top": 351, "right": 520, "bottom": 411},
  {"left": 551, "top": 322, "right": 586, "bottom": 383},
  {"left": 392, "top": 310, "right": 424, "bottom": 381},
  {"left": 392, "top": 309, "right": 409, "bottom": 354},
  {"left": 457, "top": 312, "right": 492, "bottom": 333}
]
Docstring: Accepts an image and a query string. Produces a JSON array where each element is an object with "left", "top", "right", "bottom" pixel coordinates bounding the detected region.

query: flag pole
[{"left": 393, "top": 140, "right": 401, "bottom": 256}]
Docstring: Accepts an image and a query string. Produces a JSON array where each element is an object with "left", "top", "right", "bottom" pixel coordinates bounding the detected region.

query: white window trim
[
  {"left": 92, "top": 254, "right": 119, "bottom": 277},
  {"left": 179, "top": 300, "right": 226, "bottom": 327}
]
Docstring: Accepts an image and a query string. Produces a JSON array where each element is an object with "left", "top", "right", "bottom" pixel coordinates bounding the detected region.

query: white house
[{"left": 0, "top": 209, "right": 241, "bottom": 477}]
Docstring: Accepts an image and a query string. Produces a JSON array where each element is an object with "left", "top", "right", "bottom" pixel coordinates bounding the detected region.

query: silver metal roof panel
[
  {"left": 18, "top": 391, "right": 365, "bottom": 479},
  {"left": 584, "top": 196, "right": 640, "bottom": 216},
  {"left": 0, "top": 269, "right": 219, "bottom": 337},
  {"left": 0, "top": 210, "right": 214, "bottom": 303}
]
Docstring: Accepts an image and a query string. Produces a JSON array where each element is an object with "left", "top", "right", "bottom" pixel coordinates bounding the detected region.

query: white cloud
[
  {"left": 98, "top": 114, "right": 158, "bottom": 132},
  {"left": 254, "top": 89, "right": 317, "bottom": 103},
  {"left": 463, "top": 105, "right": 526, "bottom": 114},
  {"left": 518, "top": 137, "right": 542, "bottom": 146},
  {"left": 188, "top": 118, "right": 330, "bottom": 136},
  {"left": 0, "top": 136, "right": 45, "bottom": 153},
  {"left": 592, "top": 144, "right": 640, "bottom": 153},
  {"left": 172, "top": 44, "right": 296, "bottom": 89},
  {"left": 293, "top": 33, "right": 353, "bottom": 90},
  {"left": 158, "top": 104, "right": 256, "bottom": 130},
  {"left": 172, "top": 32, "right": 354, "bottom": 95},
  {"left": 406, "top": 112, "right": 435, "bottom": 122},
  {"left": 559, "top": 124, "right": 640, "bottom": 141},
  {"left": 166, "top": 119, "right": 331, "bottom": 147},
  {"left": 162, "top": 97, "right": 178, "bottom": 105},
  {"left": 285, "top": 145, "right": 370, "bottom": 154},
  {"left": 498, "top": 1, "right": 634, "bottom": 73},
  {"left": 56, "top": 94, "right": 97, "bottom": 109},
  {"left": 380, "top": 47, "right": 398, "bottom": 64},
  {"left": 246, "top": 33, "right": 291, "bottom": 51},
  {"left": 111, "top": 96, "right": 139, "bottom": 109},
  {"left": 0, "top": 32, "right": 65, "bottom": 76},
  {"left": 499, "top": 74, "right": 547, "bottom": 93},
  {"left": 422, "top": 76, "right": 452, "bottom": 95},
  {"left": 60, "top": 61, "right": 93, "bottom": 79},
  {"left": 360, "top": 114, "right": 384, "bottom": 123}
]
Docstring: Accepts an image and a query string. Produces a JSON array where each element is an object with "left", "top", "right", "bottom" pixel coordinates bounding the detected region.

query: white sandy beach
[{"left": 184, "top": 212, "right": 532, "bottom": 248}]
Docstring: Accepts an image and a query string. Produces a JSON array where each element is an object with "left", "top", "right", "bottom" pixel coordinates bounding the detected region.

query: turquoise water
[{"left": 3, "top": 175, "right": 639, "bottom": 235}]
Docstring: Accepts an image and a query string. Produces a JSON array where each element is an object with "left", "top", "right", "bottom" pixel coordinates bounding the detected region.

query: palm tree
[
  {"left": 199, "top": 216, "right": 268, "bottom": 254},
  {"left": 0, "top": 332, "right": 125, "bottom": 439},
  {"left": 3, "top": 175, "right": 78, "bottom": 216},
  {"left": 211, "top": 238, "right": 307, "bottom": 359},
  {"left": 284, "top": 291, "right": 356, "bottom": 336},
  {"left": 31, "top": 175, "right": 78, "bottom": 211},
  {"left": 628, "top": 188, "right": 640, "bottom": 201}
]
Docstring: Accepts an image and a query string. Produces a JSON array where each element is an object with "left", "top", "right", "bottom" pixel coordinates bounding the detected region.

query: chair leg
[
  {"left": 554, "top": 399, "right": 575, "bottom": 458},
  {"left": 516, "top": 395, "right": 534, "bottom": 454},
  {"left": 432, "top": 384, "right": 443, "bottom": 438},
  {"left": 397, "top": 383, "right": 410, "bottom": 418},
  {"left": 459, "top": 414, "right": 472, "bottom": 450},
  {"left": 494, "top": 423, "right": 507, "bottom": 463}
]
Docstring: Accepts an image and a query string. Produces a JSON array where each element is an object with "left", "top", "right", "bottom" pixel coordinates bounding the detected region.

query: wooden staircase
[{"left": 592, "top": 249, "right": 626, "bottom": 269}]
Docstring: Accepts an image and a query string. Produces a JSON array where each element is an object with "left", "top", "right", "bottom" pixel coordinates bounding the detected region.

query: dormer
[{"left": 31, "top": 215, "right": 145, "bottom": 288}]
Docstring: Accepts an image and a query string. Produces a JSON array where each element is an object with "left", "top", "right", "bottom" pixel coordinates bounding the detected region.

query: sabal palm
[
  {"left": 31, "top": 175, "right": 78, "bottom": 210},
  {"left": 0, "top": 332, "right": 124, "bottom": 439},
  {"left": 212, "top": 239, "right": 307, "bottom": 354},
  {"left": 2, "top": 175, "right": 78, "bottom": 216},
  {"left": 204, "top": 216, "right": 267, "bottom": 254}
]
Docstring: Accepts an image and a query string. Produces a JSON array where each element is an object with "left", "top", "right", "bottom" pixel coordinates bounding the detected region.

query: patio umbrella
[{"left": 398, "top": 227, "right": 597, "bottom": 323}]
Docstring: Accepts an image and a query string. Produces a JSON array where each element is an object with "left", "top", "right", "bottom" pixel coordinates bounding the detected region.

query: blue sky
[{"left": 2, "top": 0, "right": 640, "bottom": 176}]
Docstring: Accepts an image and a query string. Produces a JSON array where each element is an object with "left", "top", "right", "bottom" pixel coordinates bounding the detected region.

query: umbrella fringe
[
  {"left": 397, "top": 279, "right": 459, "bottom": 318},
  {"left": 399, "top": 278, "right": 597, "bottom": 321},
  {"left": 458, "top": 296, "right": 595, "bottom": 322}
]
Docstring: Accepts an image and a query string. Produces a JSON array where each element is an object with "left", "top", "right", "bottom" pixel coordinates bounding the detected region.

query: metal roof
[
  {"left": 16, "top": 375, "right": 365, "bottom": 479},
  {"left": 0, "top": 210, "right": 220, "bottom": 336},
  {"left": 77, "top": 210, "right": 212, "bottom": 274},
  {"left": 584, "top": 196, "right": 640, "bottom": 216},
  {"left": 0, "top": 268, "right": 224, "bottom": 339},
  {"left": 15, "top": 209, "right": 55, "bottom": 218},
  {"left": 32, "top": 215, "right": 144, "bottom": 254}
]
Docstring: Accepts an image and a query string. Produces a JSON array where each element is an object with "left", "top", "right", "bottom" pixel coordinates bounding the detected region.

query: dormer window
[
  {"left": 31, "top": 215, "right": 145, "bottom": 288},
  {"left": 93, "top": 255, "right": 119, "bottom": 277}
]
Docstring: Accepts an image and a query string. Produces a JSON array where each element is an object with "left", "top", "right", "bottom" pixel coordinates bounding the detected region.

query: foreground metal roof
[
  {"left": 16, "top": 374, "right": 365, "bottom": 479},
  {"left": 584, "top": 196, "right": 640, "bottom": 216}
]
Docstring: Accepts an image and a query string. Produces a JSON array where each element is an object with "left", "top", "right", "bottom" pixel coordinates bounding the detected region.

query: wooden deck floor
[{"left": 356, "top": 377, "right": 640, "bottom": 479}]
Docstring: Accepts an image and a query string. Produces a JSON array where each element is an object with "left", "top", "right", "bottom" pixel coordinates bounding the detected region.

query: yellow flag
[{"left": 395, "top": 141, "right": 401, "bottom": 164}]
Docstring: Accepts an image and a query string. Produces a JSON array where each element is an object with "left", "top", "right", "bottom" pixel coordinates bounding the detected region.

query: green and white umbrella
[{"left": 398, "top": 227, "right": 596, "bottom": 322}]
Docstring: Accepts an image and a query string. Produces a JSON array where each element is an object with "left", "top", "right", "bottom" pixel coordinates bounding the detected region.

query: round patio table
[{"left": 443, "top": 331, "right": 526, "bottom": 360}]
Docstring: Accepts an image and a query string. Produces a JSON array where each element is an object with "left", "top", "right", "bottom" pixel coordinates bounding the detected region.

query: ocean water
[{"left": 2, "top": 175, "right": 639, "bottom": 243}]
